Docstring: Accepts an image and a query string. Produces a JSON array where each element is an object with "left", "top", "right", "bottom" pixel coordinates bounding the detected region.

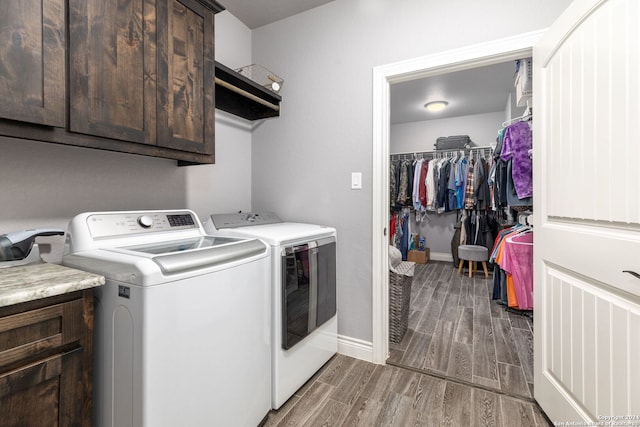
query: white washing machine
[
  {"left": 204, "top": 212, "right": 338, "bottom": 410},
  {"left": 62, "top": 210, "right": 271, "bottom": 427}
]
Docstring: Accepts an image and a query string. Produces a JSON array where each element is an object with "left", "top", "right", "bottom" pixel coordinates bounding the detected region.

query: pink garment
[{"left": 500, "top": 232, "right": 533, "bottom": 310}]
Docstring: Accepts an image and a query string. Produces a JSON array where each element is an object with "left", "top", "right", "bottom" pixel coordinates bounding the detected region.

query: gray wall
[
  {"left": 0, "top": 12, "right": 253, "bottom": 261},
  {"left": 391, "top": 111, "right": 505, "bottom": 153},
  {"left": 250, "top": 0, "right": 573, "bottom": 342},
  {"left": 186, "top": 11, "right": 255, "bottom": 221}
]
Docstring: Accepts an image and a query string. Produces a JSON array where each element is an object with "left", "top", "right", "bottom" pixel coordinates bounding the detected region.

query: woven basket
[{"left": 389, "top": 261, "right": 414, "bottom": 344}]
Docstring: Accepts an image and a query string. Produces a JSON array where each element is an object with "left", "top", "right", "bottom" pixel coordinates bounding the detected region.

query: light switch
[{"left": 351, "top": 172, "right": 362, "bottom": 190}]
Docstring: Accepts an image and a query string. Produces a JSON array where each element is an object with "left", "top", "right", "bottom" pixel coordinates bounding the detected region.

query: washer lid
[
  {"left": 150, "top": 239, "right": 266, "bottom": 275},
  {"left": 119, "top": 236, "right": 239, "bottom": 255},
  {"left": 108, "top": 236, "right": 266, "bottom": 275}
]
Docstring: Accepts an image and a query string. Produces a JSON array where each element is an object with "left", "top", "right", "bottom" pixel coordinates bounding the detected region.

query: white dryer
[
  {"left": 62, "top": 210, "right": 271, "bottom": 427},
  {"left": 205, "top": 212, "right": 338, "bottom": 410}
]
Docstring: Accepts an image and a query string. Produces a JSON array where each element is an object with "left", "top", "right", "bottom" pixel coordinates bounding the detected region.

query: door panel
[
  {"left": 0, "top": 0, "right": 65, "bottom": 127},
  {"left": 69, "top": 0, "right": 156, "bottom": 144},
  {"left": 542, "top": 264, "right": 640, "bottom": 418},
  {"left": 157, "top": 0, "right": 214, "bottom": 154},
  {"left": 534, "top": 0, "right": 640, "bottom": 422}
]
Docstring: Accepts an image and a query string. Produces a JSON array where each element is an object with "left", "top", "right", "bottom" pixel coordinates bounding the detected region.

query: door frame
[{"left": 371, "top": 30, "right": 545, "bottom": 364}]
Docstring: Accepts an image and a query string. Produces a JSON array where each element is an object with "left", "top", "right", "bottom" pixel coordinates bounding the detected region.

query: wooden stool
[{"left": 457, "top": 245, "right": 489, "bottom": 278}]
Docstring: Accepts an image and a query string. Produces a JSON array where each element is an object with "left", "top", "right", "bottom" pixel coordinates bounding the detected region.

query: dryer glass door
[{"left": 281, "top": 237, "right": 336, "bottom": 350}]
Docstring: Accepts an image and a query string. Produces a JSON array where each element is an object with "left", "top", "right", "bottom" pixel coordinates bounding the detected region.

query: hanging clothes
[
  {"left": 490, "top": 225, "right": 533, "bottom": 311},
  {"left": 501, "top": 232, "right": 533, "bottom": 310},
  {"left": 437, "top": 159, "right": 451, "bottom": 213},
  {"left": 506, "top": 160, "right": 533, "bottom": 207},
  {"left": 418, "top": 160, "right": 428, "bottom": 209},
  {"left": 501, "top": 120, "right": 533, "bottom": 199},
  {"left": 474, "top": 156, "right": 491, "bottom": 210},
  {"left": 447, "top": 157, "right": 457, "bottom": 211},
  {"left": 412, "top": 159, "right": 424, "bottom": 211},
  {"left": 426, "top": 158, "right": 437, "bottom": 210},
  {"left": 390, "top": 160, "right": 398, "bottom": 209},
  {"left": 455, "top": 157, "right": 468, "bottom": 210},
  {"left": 464, "top": 158, "right": 476, "bottom": 209},
  {"left": 493, "top": 128, "right": 508, "bottom": 208},
  {"left": 396, "top": 160, "right": 410, "bottom": 205},
  {"left": 389, "top": 212, "right": 397, "bottom": 244}
]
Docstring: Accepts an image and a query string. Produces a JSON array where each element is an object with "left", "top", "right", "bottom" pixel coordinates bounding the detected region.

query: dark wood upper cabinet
[
  {"left": 157, "top": 0, "right": 215, "bottom": 154},
  {"left": 0, "top": 0, "right": 233, "bottom": 164},
  {"left": 68, "top": 0, "right": 220, "bottom": 157},
  {"left": 69, "top": 0, "right": 156, "bottom": 145},
  {"left": 0, "top": 0, "right": 65, "bottom": 127}
]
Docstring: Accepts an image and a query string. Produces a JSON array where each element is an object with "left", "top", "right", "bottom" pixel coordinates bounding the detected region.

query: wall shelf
[{"left": 215, "top": 61, "right": 282, "bottom": 121}]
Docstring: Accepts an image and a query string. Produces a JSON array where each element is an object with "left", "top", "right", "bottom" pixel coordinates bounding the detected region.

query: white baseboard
[
  {"left": 337, "top": 334, "right": 375, "bottom": 363},
  {"left": 430, "top": 252, "right": 454, "bottom": 262}
]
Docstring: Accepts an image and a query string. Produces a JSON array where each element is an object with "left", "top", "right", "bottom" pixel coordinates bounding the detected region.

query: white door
[{"left": 534, "top": 0, "right": 640, "bottom": 422}]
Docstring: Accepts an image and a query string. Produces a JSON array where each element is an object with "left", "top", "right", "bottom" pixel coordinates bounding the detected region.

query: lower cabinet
[{"left": 0, "top": 290, "right": 94, "bottom": 427}]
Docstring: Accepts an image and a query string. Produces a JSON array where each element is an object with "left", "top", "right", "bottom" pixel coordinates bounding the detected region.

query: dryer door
[{"left": 281, "top": 237, "right": 336, "bottom": 350}]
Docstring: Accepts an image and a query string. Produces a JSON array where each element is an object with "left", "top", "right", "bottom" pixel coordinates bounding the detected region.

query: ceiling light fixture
[{"left": 424, "top": 101, "right": 448, "bottom": 112}]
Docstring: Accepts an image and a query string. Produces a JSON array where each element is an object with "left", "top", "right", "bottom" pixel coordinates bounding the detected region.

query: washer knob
[{"left": 137, "top": 215, "right": 154, "bottom": 228}]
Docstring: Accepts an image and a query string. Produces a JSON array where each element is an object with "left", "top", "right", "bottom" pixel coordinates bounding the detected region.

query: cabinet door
[
  {"left": 69, "top": 0, "right": 157, "bottom": 145},
  {"left": 0, "top": 0, "right": 65, "bottom": 127},
  {"left": 0, "top": 293, "right": 92, "bottom": 426},
  {"left": 157, "top": 0, "right": 215, "bottom": 154},
  {"left": 0, "top": 355, "right": 63, "bottom": 427}
]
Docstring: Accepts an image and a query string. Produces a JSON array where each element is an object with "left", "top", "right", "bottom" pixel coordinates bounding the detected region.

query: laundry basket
[{"left": 389, "top": 246, "right": 415, "bottom": 344}]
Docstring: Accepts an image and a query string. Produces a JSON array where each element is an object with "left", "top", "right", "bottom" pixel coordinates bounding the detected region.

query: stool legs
[
  {"left": 482, "top": 261, "right": 489, "bottom": 278},
  {"left": 458, "top": 259, "right": 490, "bottom": 278}
]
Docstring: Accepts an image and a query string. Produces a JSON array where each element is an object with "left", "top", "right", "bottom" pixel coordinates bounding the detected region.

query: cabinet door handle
[{"left": 622, "top": 270, "right": 640, "bottom": 280}]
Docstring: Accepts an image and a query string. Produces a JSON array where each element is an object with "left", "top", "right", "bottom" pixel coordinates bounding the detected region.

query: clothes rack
[{"left": 390, "top": 146, "right": 493, "bottom": 162}]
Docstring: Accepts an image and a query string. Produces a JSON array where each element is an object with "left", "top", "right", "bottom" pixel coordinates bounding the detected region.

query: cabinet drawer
[{"left": 0, "top": 298, "right": 83, "bottom": 370}]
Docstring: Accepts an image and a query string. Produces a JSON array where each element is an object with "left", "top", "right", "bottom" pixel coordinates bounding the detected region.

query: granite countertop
[{"left": 0, "top": 262, "right": 105, "bottom": 308}]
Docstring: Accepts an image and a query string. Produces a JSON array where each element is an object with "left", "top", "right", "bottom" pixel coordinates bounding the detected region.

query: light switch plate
[{"left": 351, "top": 172, "right": 362, "bottom": 190}]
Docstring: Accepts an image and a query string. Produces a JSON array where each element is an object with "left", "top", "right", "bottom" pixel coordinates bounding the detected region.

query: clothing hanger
[
  {"left": 501, "top": 104, "right": 533, "bottom": 128},
  {"left": 506, "top": 231, "right": 533, "bottom": 245}
]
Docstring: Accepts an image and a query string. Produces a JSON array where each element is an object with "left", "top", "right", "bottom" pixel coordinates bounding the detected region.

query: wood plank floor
[
  {"left": 262, "top": 261, "right": 546, "bottom": 426},
  {"left": 262, "top": 353, "right": 551, "bottom": 426},
  {"left": 388, "top": 262, "right": 534, "bottom": 400}
]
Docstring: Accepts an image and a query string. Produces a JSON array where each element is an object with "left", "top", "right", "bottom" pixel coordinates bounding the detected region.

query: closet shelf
[{"left": 215, "top": 61, "right": 282, "bottom": 121}]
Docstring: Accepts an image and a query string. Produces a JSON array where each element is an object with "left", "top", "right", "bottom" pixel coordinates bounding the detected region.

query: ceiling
[
  {"left": 218, "top": 1, "right": 519, "bottom": 125},
  {"left": 390, "top": 61, "right": 519, "bottom": 124},
  {"left": 220, "top": 0, "right": 335, "bottom": 29}
]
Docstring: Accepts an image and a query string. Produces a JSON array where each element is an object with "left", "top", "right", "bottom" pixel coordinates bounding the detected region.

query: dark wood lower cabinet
[{"left": 0, "top": 290, "right": 94, "bottom": 427}]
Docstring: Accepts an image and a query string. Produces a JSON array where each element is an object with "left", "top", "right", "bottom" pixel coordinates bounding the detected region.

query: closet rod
[{"left": 390, "top": 145, "right": 493, "bottom": 161}]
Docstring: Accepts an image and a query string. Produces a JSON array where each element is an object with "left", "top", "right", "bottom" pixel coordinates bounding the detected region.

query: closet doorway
[
  {"left": 371, "top": 32, "right": 539, "bottom": 398},
  {"left": 388, "top": 63, "right": 532, "bottom": 401}
]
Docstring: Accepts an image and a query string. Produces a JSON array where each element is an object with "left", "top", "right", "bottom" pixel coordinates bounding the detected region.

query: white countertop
[{"left": 0, "top": 262, "right": 105, "bottom": 308}]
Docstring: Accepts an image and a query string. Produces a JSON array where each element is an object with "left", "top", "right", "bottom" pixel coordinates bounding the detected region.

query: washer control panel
[
  {"left": 87, "top": 211, "right": 198, "bottom": 238},
  {"left": 210, "top": 212, "right": 282, "bottom": 229}
]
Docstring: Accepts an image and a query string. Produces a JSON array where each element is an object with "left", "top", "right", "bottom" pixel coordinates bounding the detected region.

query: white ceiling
[
  {"left": 219, "top": 1, "right": 519, "bottom": 125},
  {"left": 390, "top": 61, "right": 519, "bottom": 124},
  {"left": 220, "top": 0, "right": 335, "bottom": 29}
]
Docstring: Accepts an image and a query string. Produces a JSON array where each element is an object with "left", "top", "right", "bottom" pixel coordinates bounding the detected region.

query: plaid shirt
[{"left": 464, "top": 159, "right": 476, "bottom": 209}]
